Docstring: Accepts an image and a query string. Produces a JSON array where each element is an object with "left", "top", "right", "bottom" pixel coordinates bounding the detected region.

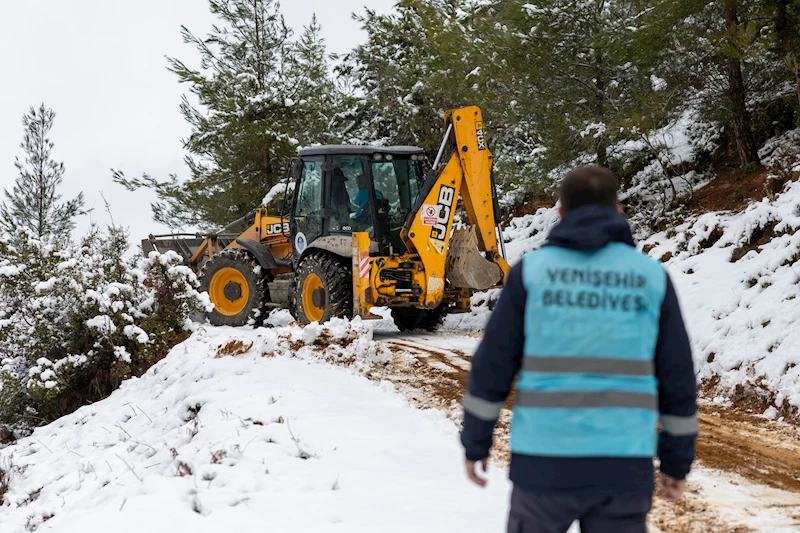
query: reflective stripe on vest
[
  {"left": 512, "top": 242, "right": 667, "bottom": 458},
  {"left": 522, "top": 356, "right": 654, "bottom": 376},
  {"left": 516, "top": 390, "right": 658, "bottom": 410}
]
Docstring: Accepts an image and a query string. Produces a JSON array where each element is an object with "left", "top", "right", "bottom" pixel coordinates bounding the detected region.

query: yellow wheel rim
[
  {"left": 209, "top": 267, "right": 249, "bottom": 316},
  {"left": 302, "top": 273, "right": 326, "bottom": 323}
]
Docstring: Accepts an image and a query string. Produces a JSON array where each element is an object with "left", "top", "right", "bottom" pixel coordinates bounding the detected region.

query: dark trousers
[{"left": 508, "top": 485, "right": 652, "bottom": 533}]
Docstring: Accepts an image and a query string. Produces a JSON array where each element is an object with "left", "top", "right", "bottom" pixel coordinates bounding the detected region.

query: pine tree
[
  {"left": 114, "top": 0, "right": 339, "bottom": 230},
  {"left": 284, "top": 15, "right": 340, "bottom": 145},
  {"left": 489, "top": 1, "right": 680, "bottom": 169},
  {"left": 346, "top": 0, "right": 697, "bottom": 191},
  {"left": 676, "top": 0, "right": 777, "bottom": 167},
  {"left": 721, "top": 0, "right": 763, "bottom": 165},
  {"left": 766, "top": 0, "right": 800, "bottom": 110},
  {"left": 341, "top": 0, "right": 481, "bottom": 152},
  {"left": 0, "top": 105, "right": 84, "bottom": 239}
]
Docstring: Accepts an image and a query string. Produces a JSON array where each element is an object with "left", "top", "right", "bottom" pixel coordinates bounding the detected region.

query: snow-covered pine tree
[
  {"left": 114, "top": 0, "right": 341, "bottom": 230},
  {"left": 343, "top": 0, "right": 691, "bottom": 197},
  {"left": 341, "top": 0, "right": 482, "bottom": 151},
  {"left": 675, "top": 0, "right": 785, "bottom": 167},
  {"left": 485, "top": 1, "right": 679, "bottom": 171},
  {"left": 0, "top": 105, "right": 84, "bottom": 239},
  {"left": 766, "top": 0, "right": 800, "bottom": 108},
  {"left": 283, "top": 15, "right": 341, "bottom": 147},
  {"left": 0, "top": 225, "right": 211, "bottom": 431}
]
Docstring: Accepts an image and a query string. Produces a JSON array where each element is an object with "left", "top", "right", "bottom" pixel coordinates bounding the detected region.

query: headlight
[
  {"left": 373, "top": 153, "right": 383, "bottom": 160},
  {"left": 385, "top": 154, "right": 394, "bottom": 161}
]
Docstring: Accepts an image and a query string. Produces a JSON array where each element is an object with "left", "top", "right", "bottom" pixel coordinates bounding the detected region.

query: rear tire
[
  {"left": 391, "top": 305, "right": 448, "bottom": 332},
  {"left": 292, "top": 252, "right": 353, "bottom": 325},
  {"left": 199, "top": 249, "right": 270, "bottom": 326}
]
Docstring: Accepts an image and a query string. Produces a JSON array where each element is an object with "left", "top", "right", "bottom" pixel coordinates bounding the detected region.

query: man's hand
[
  {"left": 465, "top": 459, "right": 489, "bottom": 487},
  {"left": 660, "top": 473, "right": 687, "bottom": 501}
]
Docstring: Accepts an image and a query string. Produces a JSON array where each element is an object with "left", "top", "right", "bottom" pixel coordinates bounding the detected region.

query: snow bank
[
  {"left": 503, "top": 206, "right": 561, "bottom": 262},
  {"left": 486, "top": 173, "right": 800, "bottom": 416},
  {"left": 642, "top": 175, "right": 800, "bottom": 417},
  {"left": 467, "top": 130, "right": 800, "bottom": 417},
  {"left": 0, "top": 321, "right": 511, "bottom": 532}
]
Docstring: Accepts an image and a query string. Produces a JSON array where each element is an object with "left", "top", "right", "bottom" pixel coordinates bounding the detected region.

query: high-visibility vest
[{"left": 513, "top": 242, "right": 667, "bottom": 458}]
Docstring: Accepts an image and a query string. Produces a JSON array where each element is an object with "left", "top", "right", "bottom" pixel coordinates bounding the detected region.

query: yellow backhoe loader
[{"left": 142, "top": 106, "right": 510, "bottom": 331}]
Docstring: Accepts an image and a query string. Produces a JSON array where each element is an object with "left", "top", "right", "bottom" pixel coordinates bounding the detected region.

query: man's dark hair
[{"left": 558, "top": 165, "right": 619, "bottom": 213}]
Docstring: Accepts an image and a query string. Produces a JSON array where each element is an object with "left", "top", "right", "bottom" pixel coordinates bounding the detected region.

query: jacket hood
[{"left": 545, "top": 205, "right": 635, "bottom": 251}]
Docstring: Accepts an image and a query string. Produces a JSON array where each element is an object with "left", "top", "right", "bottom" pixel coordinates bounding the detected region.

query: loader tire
[
  {"left": 391, "top": 305, "right": 447, "bottom": 333},
  {"left": 292, "top": 252, "right": 352, "bottom": 325},
  {"left": 199, "top": 248, "right": 270, "bottom": 327}
]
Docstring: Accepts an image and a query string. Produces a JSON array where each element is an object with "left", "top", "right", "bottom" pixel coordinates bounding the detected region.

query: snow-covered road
[{"left": 1, "top": 320, "right": 798, "bottom": 532}]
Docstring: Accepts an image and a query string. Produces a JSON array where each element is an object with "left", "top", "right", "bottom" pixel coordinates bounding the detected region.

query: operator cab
[{"left": 290, "top": 145, "right": 425, "bottom": 259}]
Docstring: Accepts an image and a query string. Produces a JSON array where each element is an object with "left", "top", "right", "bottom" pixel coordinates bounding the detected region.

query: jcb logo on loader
[
  {"left": 266, "top": 222, "right": 290, "bottom": 235},
  {"left": 475, "top": 121, "right": 487, "bottom": 151},
  {"left": 430, "top": 185, "right": 455, "bottom": 241}
]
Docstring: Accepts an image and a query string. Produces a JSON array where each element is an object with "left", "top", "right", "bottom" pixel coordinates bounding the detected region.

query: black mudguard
[{"left": 235, "top": 239, "right": 282, "bottom": 270}]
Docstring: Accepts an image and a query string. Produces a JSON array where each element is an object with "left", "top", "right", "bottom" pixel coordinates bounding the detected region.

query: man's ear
[
  {"left": 617, "top": 204, "right": 624, "bottom": 214},
  {"left": 558, "top": 207, "right": 564, "bottom": 218}
]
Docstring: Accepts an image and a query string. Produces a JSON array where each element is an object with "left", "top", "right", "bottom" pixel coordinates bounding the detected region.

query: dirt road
[{"left": 373, "top": 330, "right": 800, "bottom": 532}]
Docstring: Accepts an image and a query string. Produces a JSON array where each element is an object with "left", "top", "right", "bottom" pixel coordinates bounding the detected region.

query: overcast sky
[{"left": 0, "top": 0, "right": 395, "bottom": 242}]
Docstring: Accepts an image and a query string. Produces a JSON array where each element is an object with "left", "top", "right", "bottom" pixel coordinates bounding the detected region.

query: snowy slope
[
  {"left": 643, "top": 177, "right": 800, "bottom": 418},
  {"left": 471, "top": 129, "right": 800, "bottom": 419},
  {"left": 0, "top": 322, "right": 512, "bottom": 533},
  {"left": 503, "top": 197, "right": 800, "bottom": 418}
]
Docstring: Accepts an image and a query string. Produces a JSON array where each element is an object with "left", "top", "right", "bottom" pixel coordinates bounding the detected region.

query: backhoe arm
[{"left": 401, "top": 106, "right": 510, "bottom": 307}]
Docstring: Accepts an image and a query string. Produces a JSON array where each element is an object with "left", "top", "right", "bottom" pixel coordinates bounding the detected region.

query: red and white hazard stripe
[{"left": 359, "top": 255, "right": 370, "bottom": 279}]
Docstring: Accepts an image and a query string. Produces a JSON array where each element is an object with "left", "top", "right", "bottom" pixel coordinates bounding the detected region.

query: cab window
[
  {"left": 329, "top": 156, "right": 372, "bottom": 234},
  {"left": 294, "top": 159, "right": 323, "bottom": 248},
  {"left": 371, "top": 159, "right": 422, "bottom": 231}
]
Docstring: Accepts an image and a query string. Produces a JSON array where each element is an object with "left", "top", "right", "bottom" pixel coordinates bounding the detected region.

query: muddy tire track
[
  {"left": 697, "top": 406, "right": 800, "bottom": 494},
  {"left": 383, "top": 342, "right": 469, "bottom": 410}
]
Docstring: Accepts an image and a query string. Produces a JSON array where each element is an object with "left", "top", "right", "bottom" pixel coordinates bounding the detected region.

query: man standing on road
[{"left": 461, "top": 166, "right": 698, "bottom": 533}]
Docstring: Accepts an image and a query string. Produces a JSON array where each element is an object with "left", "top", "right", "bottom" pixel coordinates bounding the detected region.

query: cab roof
[{"left": 297, "top": 145, "right": 425, "bottom": 157}]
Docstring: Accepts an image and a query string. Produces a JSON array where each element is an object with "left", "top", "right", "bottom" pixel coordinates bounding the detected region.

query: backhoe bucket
[{"left": 446, "top": 226, "right": 504, "bottom": 291}]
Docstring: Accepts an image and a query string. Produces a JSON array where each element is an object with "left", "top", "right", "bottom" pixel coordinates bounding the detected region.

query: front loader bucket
[
  {"left": 141, "top": 235, "right": 206, "bottom": 265},
  {"left": 446, "top": 226, "right": 504, "bottom": 291}
]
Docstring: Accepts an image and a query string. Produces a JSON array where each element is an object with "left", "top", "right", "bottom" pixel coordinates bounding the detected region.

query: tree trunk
[
  {"left": 254, "top": 0, "right": 264, "bottom": 89},
  {"left": 724, "top": 1, "right": 761, "bottom": 166},
  {"left": 263, "top": 144, "right": 273, "bottom": 188},
  {"left": 594, "top": 53, "right": 608, "bottom": 167},
  {"left": 792, "top": 48, "right": 800, "bottom": 111},
  {"left": 775, "top": 0, "right": 800, "bottom": 110}
]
